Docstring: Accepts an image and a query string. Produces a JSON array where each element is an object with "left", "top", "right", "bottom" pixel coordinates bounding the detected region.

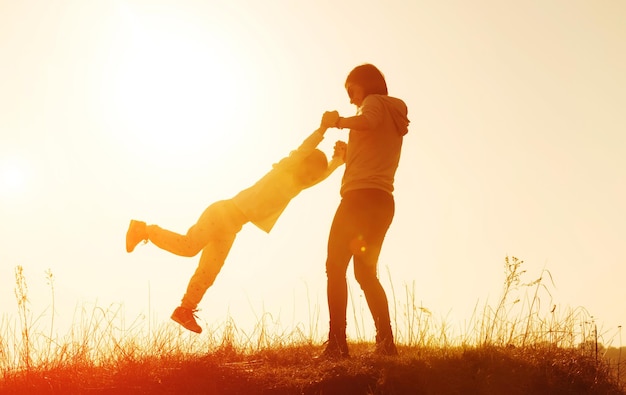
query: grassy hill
[
  {"left": 2, "top": 258, "right": 624, "bottom": 394},
  {"left": 1, "top": 342, "right": 623, "bottom": 394}
]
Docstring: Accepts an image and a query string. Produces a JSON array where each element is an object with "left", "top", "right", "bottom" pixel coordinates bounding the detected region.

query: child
[{"left": 126, "top": 126, "right": 346, "bottom": 333}]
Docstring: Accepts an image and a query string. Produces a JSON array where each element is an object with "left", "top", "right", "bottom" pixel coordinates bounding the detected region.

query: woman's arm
[
  {"left": 321, "top": 111, "right": 371, "bottom": 131},
  {"left": 335, "top": 114, "right": 370, "bottom": 130}
]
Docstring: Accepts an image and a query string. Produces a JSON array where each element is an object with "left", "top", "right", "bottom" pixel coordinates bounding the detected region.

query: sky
[{"left": 1, "top": 0, "right": 625, "bottom": 346}]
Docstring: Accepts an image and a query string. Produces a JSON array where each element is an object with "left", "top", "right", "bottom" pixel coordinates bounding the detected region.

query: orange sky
[{"left": 1, "top": 0, "right": 625, "bottom": 345}]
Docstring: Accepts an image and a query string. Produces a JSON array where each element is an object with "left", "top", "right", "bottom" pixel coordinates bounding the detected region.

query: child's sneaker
[
  {"left": 126, "top": 220, "right": 147, "bottom": 253},
  {"left": 171, "top": 306, "right": 202, "bottom": 334}
]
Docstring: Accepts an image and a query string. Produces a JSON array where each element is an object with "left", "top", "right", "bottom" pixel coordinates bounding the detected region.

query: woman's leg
[
  {"left": 351, "top": 190, "right": 396, "bottom": 353},
  {"left": 325, "top": 200, "right": 354, "bottom": 348}
]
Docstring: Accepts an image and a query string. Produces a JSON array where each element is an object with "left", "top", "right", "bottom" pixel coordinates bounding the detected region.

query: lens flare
[{"left": 349, "top": 235, "right": 367, "bottom": 255}]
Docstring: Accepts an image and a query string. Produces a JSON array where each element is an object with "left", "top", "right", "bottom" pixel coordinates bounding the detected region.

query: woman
[{"left": 320, "top": 64, "right": 409, "bottom": 358}]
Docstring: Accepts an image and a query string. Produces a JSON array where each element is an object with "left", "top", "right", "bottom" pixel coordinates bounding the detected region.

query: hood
[{"left": 378, "top": 95, "right": 410, "bottom": 136}]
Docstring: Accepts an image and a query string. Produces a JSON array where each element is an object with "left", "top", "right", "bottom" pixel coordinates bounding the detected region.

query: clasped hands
[
  {"left": 321, "top": 111, "right": 340, "bottom": 128},
  {"left": 321, "top": 111, "right": 346, "bottom": 161}
]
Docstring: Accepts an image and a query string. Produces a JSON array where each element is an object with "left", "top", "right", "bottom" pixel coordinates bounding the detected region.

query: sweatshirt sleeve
[
  {"left": 361, "top": 95, "right": 409, "bottom": 136},
  {"left": 273, "top": 128, "right": 326, "bottom": 169}
]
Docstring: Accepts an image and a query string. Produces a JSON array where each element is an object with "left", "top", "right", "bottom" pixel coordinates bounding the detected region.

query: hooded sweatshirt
[{"left": 340, "top": 94, "right": 409, "bottom": 196}]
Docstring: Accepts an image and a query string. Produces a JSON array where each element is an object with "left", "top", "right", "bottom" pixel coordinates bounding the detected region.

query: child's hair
[
  {"left": 295, "top": 149, "right": 328, "bottom": 187},
  {"left": 345, "top": 64, "right": 388, "bottom": 96}
]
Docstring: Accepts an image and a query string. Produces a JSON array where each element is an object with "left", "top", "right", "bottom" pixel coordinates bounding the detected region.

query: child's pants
[{"left": 147, "top": 199, "right": 247, "bottom": 310}]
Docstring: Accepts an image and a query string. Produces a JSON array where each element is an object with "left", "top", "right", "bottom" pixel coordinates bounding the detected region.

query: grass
[{"left": 1, "top": 256, "right": 624, "bottom": 394}]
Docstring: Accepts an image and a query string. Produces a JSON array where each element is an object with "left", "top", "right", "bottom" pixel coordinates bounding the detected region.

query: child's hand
[
  {"left": 321, "top": 111, "right": 340, "bottom": 128},
  {"left": 333, "top": 140, "right": 347, "bottom": 161}
]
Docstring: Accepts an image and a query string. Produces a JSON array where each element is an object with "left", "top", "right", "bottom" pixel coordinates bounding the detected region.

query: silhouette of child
[{"left": 125, "top": 126, "right": 346, "bottom": 333}]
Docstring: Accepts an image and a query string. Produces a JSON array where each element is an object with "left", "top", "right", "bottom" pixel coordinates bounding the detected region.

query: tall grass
[
  {"left": 1, "top": 257, "right": 624, "bottom": 390},
  {"left": 1, "top": 266, "right": 321, "bottom": 374},
  {"left": 383, "top": 256, "right": 605, "bottom": 351}
]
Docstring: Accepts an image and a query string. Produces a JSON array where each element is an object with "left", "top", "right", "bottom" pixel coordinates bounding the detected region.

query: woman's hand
[{"left": 321, "top": 111, "right": 340, "bottom": 128}]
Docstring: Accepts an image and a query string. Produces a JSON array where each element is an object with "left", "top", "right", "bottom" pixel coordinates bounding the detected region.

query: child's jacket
[{"left": 231, "top": 129, "right": 341, "bottom": 233}]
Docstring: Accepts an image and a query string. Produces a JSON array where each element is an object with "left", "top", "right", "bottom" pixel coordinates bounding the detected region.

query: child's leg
[
  {"left": 146, "top": 200, "right": 238, "bottom": 257},
  {"left": 179, "top": 200, "right": 247, "bottom": 310},
  {"left": 147, "top": 225, "right": 206, "bottom": 257},
  {"left": 180, "top": 233, "right": 238, "bottom": 310}
]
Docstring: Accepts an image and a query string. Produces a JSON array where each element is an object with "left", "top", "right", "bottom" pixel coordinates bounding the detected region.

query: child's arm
[
  {"left": 276, "top": 127, "right": 328, "bottom": 168},
  {"left": 295, "top": 127, "right": 327, "bottom": 152}
]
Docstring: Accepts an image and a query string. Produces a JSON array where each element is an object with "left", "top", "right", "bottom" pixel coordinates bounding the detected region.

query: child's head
[{"left": 294, "top": 149, "right": 329, "bottom": 188}]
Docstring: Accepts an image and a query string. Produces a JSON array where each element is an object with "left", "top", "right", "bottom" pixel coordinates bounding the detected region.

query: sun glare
[
  {"left": 0, "top": 160, "right": 26, "bottom": 199},
  {"left": 106, "top": 5, "right": 257, "bottom": 161}
]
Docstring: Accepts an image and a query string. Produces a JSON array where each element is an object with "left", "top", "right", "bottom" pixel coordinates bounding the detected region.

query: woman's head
[
  {"left": 294, "top": 149, "right": 328, "bottom": 188},
  {"left": 345, "top": 64, "right": 388, "bottom": 106}
]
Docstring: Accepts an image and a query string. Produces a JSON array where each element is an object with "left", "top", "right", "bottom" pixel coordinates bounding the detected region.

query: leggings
[
  {"left": 325, "top": 188, "right": 395, "bottom": 341},
  {"left": 147, "top": 199, "right": 247, "bottom": 310}
]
